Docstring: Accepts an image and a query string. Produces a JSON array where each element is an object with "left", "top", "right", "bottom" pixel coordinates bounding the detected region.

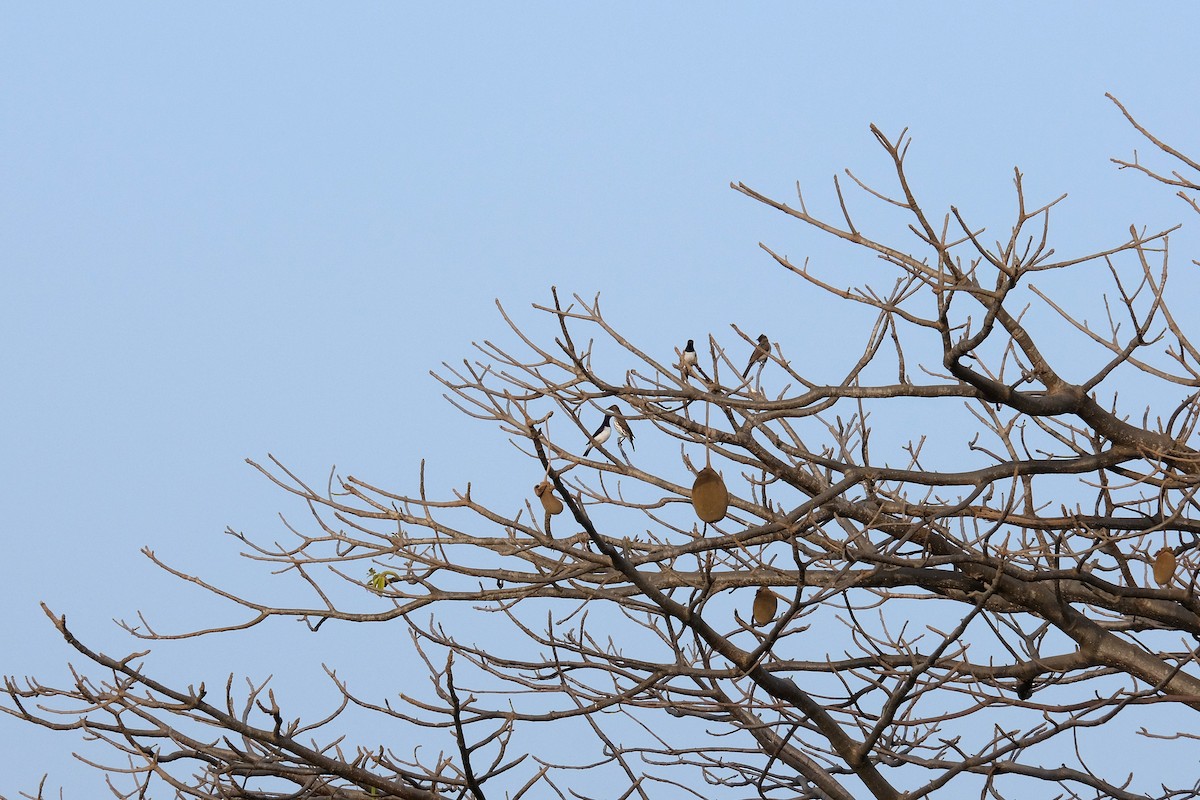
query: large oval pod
[
  {"left": 691, "top": 466, "right": 728, "bottom": 523},
  {"left": 1153, "top": 546, "right": 1176, "bottom": 587},
  {"left": 753, "top": 585, "right": 779, "bottom": 626}
]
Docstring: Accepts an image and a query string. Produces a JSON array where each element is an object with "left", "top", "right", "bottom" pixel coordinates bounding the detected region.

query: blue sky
[{"left": 3, "top": 3, "right": 1199, "bottom": 793}]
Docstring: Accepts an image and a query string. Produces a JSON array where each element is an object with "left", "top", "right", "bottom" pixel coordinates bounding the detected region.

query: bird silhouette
[{"left": 742, "top": 334, "right": 771, "bottom": 379}]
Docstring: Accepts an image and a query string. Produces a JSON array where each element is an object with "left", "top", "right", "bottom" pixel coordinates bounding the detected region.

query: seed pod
[
  {"left": 753, "top": 585, "right": 778, "bottom": 626},
  {"left": 534, "top": 481, "right": 564, "bottom": 516},
  {"left": 1153, "top": 546, "right": 1176, "bottom": 587},
  {"left": 691, "top": 466, "right": 728, "bottom": 523}
]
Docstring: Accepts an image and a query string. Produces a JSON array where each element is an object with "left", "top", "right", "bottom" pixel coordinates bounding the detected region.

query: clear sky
[{"left": 3, "top": 3, "right": 1199, "bottom": 793}]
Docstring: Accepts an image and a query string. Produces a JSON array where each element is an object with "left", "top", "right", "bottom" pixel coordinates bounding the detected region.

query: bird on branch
[
  {"left": 742, "top": 333, "right": 771, "bottom": 379},
  {"left": 583, "top": 405, "right": 634, "bottom": 457},
  {"left": 680, "top": 338, "right": 711, "bottom": 383}
]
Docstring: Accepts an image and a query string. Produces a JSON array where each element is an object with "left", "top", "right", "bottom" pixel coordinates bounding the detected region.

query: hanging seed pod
[
  {"left": 691, "top": 466, "right": 728, "bottom": 523},
  {"left": 1153, "top": 546, "right": 1176, "bottom": 587},
  {"left": 752, "top": 586, "right": 779, "bottom": 626},
  {"left": 534, "top": 481, "right": 564, "bottom": 515}
]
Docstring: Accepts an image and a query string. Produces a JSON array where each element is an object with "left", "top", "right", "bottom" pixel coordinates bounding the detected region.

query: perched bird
[
  {"left": 752, "top": 585, "right": 779, "bottom": 626},
  {"left": 680, "top": 339, "right": 711, "bottom": 382},
  {"left": 609, "top": 404, "right": 635, "bottom": 451},
  {"left": 582, "top": 414, "right": 611, "bottom": 456},
  {"left": 583, "top": 405, "right": 634, "bottom": 456},
  {"left": 742, "top": 334, "right": 771, "bottom": 379}
]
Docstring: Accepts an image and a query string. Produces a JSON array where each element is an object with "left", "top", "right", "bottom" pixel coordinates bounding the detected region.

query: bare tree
[{"left": 6, "top": 95, "right": 1200, "bottom": 800}]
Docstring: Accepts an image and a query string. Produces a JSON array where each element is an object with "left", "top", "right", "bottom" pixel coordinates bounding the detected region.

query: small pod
[
  {"left": 691, "top": 466, "right": 729, "bottom": 523},
  {"left": 534, "top": 481, "right": 564, "bottom": 516},
  {"left": 1153, "top": 546, "right": 1176, "bottom": 587},
  {"left": 753, "top": 585, "right": 779, "bottom": 626}
]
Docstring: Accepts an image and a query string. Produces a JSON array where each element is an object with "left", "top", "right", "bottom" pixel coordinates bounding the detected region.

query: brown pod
[
  {"left": 534, "top": 481, "right": 564, "bottom": 516},
  {"left": 691, "top": 466, "right": 728, "bottom": 523},
  {"left": 753, "top": 586, "right": 779, "bottom": 626},
  {"left": 1153, "top": 546, "right": 1176, "bottom": 587}
]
